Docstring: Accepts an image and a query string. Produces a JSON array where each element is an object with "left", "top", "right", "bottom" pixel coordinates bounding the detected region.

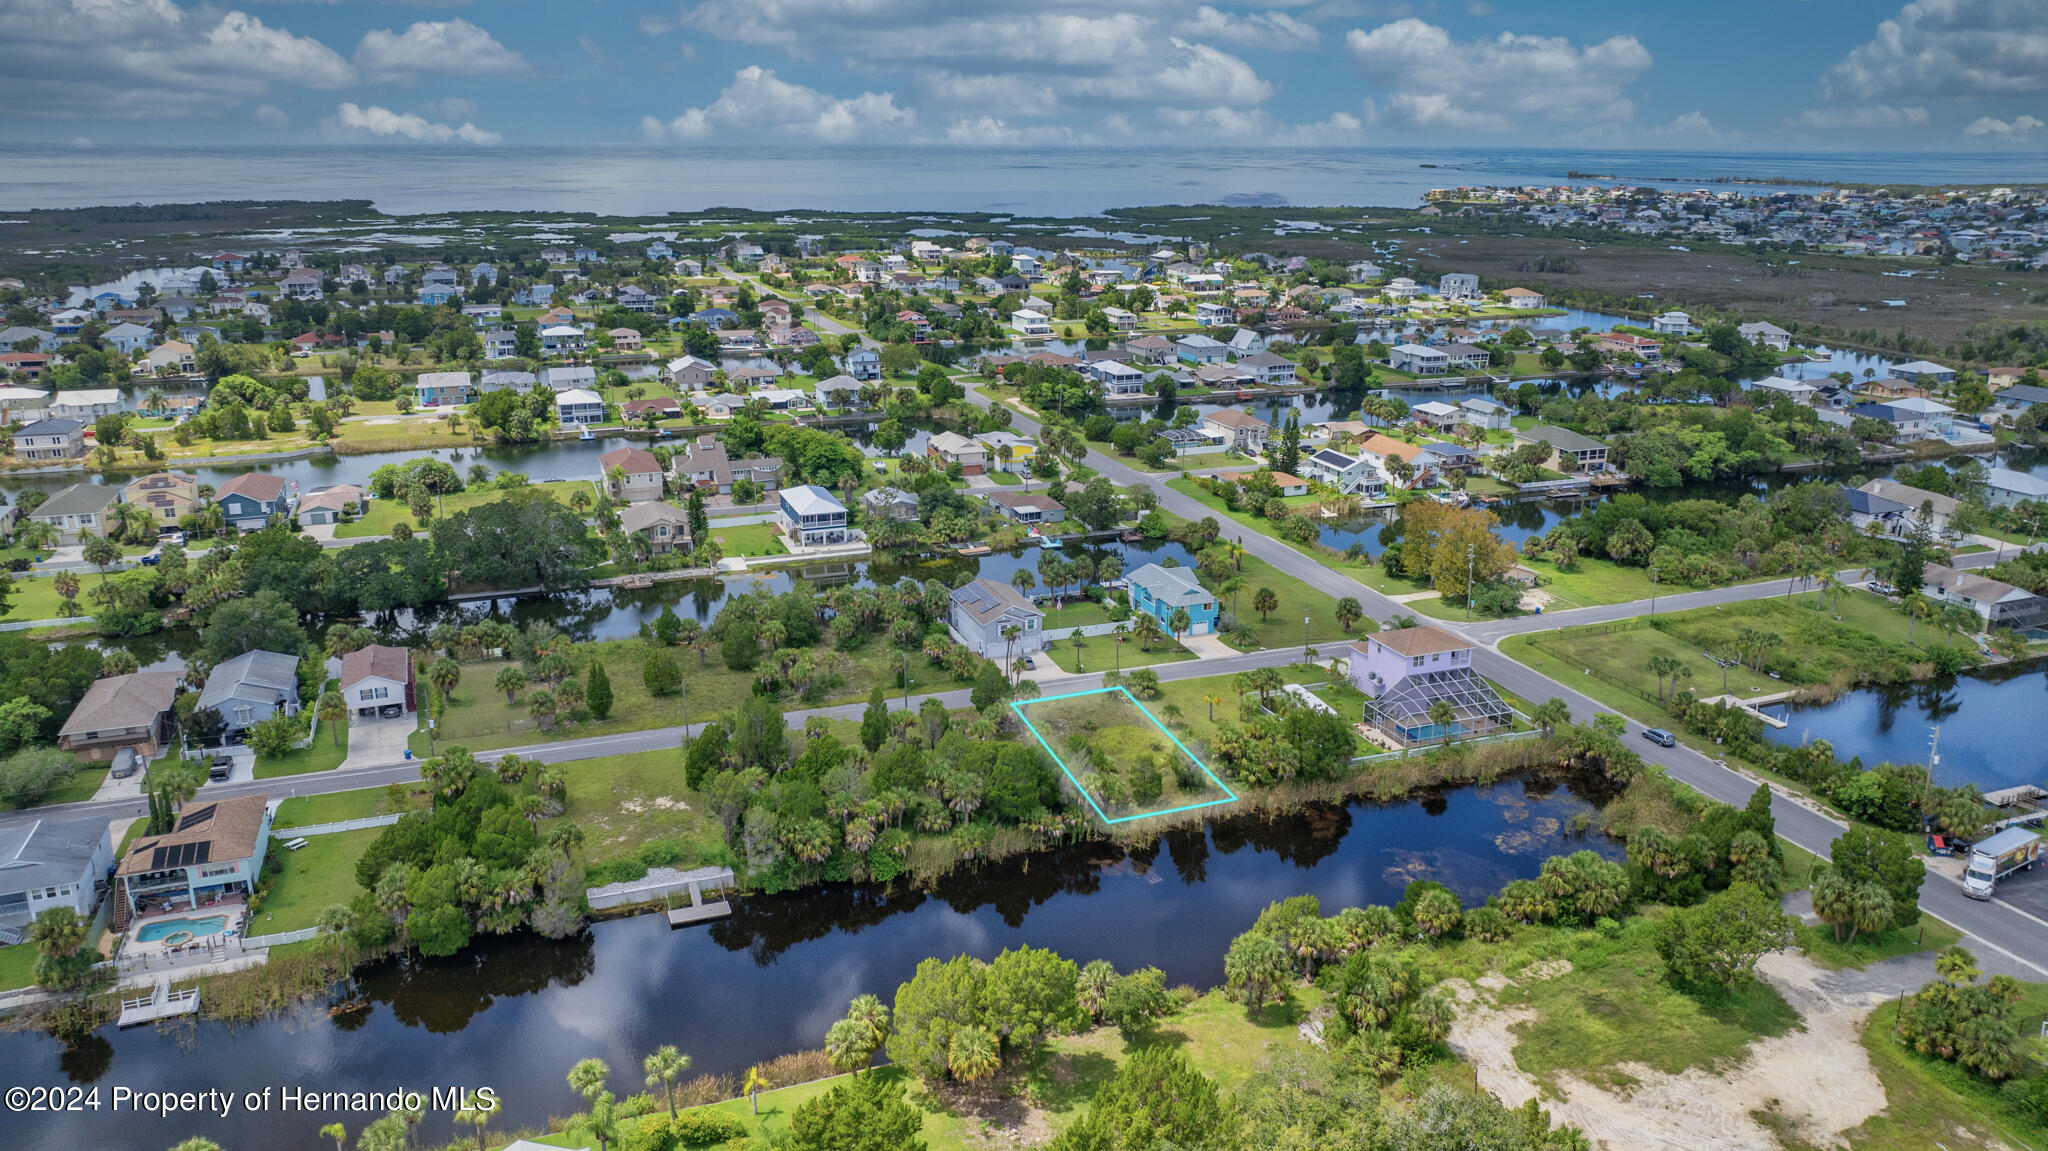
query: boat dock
[
  {"left": 118, "top": 978, "right": 199, "bottom": 1027},
  {"left": 665, "top": 867, "right": 737, "bottom": 926}
]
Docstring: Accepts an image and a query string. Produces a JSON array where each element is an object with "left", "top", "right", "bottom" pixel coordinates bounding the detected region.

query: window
[{"left": 234, "top": 706, "right": 253, "bottom": 725}]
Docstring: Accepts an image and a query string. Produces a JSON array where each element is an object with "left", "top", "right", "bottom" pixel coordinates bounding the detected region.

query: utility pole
[
  {"left": 679, "top": 680, "right": 689, "bottom": 752},
  {"left": 1465, "top": 545, "right": 1475, "bottom": 620},
  {"left": 1648, "top": 565, "right": 1658, "bottom": 616},
  {"left": 1303, "top": 613, "right": 1311, "bottom": 660}
]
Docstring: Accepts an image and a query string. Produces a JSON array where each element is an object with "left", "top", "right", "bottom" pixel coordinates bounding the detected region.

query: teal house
[{"left": 1126, "top": 563, "right": 1219, "bottom": 636}]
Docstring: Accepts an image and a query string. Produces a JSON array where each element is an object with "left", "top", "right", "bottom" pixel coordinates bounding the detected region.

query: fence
[
  {"left": 241, "top": 926, "right": 322, "bottom": 949},
  {"left": 274, "top": 813, "right": 403, "bottom": 837}
]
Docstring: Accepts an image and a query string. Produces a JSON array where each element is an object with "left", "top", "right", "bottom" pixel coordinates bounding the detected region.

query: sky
[{"left": 2, "top": 0, "right": 2045, "bottom": 152}]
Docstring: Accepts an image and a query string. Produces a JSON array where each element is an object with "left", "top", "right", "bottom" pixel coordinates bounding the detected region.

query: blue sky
[{"left": 3, "top": 0, "right": 2044, "bottom": 150}]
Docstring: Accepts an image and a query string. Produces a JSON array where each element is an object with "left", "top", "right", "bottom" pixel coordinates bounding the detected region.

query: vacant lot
[{"left": 1016, "top": 687, "right": 1234, "bottom": 822}]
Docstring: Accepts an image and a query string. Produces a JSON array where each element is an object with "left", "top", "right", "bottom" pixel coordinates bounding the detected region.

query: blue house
[
  {"left": 214, "top": 472, "right": 292, "bottom": 531},
  {"left": 1126, "top": 562, "right": 1219, "bottom": 636},
  {"left": 418, "top": 286, "right": 456, "bottom": 306},
  {"left": 689, "top": 307, "right": 738, "bottom": 329}
]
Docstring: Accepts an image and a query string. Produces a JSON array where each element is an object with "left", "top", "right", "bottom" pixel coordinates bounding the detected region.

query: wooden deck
[
  {"left": 118, "top": 978, "right": 199, "bottom": 1027},
  {"left": 665, "top": 867, "right": 736, "bottom": 926}
]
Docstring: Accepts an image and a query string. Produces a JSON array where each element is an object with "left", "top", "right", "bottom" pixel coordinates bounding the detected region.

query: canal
[
  {"left": 1763, "top": 661, "right": 2048, "bottom": 793},
  {"left": 4, "top": 772, "right": 1618, "bottom": 1151}
]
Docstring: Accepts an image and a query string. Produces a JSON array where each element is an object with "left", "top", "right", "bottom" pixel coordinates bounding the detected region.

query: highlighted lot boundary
[{"left": 1011, "top": 686, "right": 1240, "bottom": 825}]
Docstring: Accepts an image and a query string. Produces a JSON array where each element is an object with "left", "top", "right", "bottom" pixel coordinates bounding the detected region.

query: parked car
[
  {"left": 208, "top": 754, "right": 234, "bottom": 782},
  {"left": 379, "top": 703, "right": 404, "bottom": 719},
  {"left": 1641, "top": 727, "right": 1677, "bottom": 748},
  {"left": 138, "top": 549, "right": 161, "bottom": 566},
  {"left": 110, "top": 748, "right": 137, "bottom": 779}
]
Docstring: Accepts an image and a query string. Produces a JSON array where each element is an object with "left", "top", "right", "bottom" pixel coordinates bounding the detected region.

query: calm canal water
[
  {"left": 1762, "top": 662, "right": 2048, "bottom": 792},
  {"left": 4, "top": 774, "right": 1616, "bottom": 1151}
]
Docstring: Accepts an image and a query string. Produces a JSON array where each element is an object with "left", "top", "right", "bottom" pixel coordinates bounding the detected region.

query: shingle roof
[
  {"left": 1363, "top": 625, "right": 1470, "bottom": 658},
  {"left": 217, "top": 472, "right": 288, "bottom": 502},
  {"left": 1127, "top": 562, "right": 1208, "bottom": 606},
  {"left": 1202, "top": 408, "right": 1268, "bottom": 430},
  {"left": 34, "top": 482, "right": 118, "bottom": 518},
  {"left": 950, "top": 578, "right": 1041, "bottom": 625},
  {"left": 340, "top": 645, "right": 411, "bottom": 690},
  {"left": 198, "top": 650, "right": 301, "bottom": 712},
  {"left": 117, "top": 794, "right": 269, "bottom": 877},
  {"left": 59, "top": 671, "right": 181, "bottom": 739},
  {"left": 0, "top": 815, "right": 108, "bottom": 899},
  {"left": 599, "top": 447, "right": 662, "bottom": 475}
]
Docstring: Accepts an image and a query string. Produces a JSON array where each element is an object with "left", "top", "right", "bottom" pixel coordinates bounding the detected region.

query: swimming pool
[{"left": 136, "top": 914, "right": 230, "bottom": 943}]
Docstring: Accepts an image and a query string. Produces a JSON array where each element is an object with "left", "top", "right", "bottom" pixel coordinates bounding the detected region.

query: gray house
[
  {"left": 0, "top": 815, "right": 114, "bottom": 940},
  {"left": 946, "top": 578, "right": 1045, "bottom": 659},
  {"left": 198, "top": 650, "right": 302, "bottom": 738},
  {"left": 860, "top": 486, "right": 920, "bottom": 522}
]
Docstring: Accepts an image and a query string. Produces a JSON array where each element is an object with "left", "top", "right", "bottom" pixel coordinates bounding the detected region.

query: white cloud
[
  {"left": 1071, "top": 39, "right": 1271, "bottom": 106},
  {"left": 419, "top": 97, "right": 480, "bottom": 122},
  {"left": 326, "top": 101, "right": 502, "bottom": 144},
  {"left": 920, "top": 71, "right": 1062, "bottom": 117},
  {"left": 1183, "top": 6, "right": 1320, "bottom": 50},
  {"left": 1156, "top": 105, "right": 1364, "bottom": 144},
  {"left": 1788, "top": 104, "right": 1929, "bottom": 129},
  {"left": 354, "top": 18, "right": 525, "bottom": 82},
  {"left": 0, "top": 2, "right": 354, "bottom": 116},
  {"left": 1964, "top": 113, "right": 2046, "bottom": 137},
  {"left": 942, "top": 117, "right": 1077, "bottom": 145},
  {"left": 1346, "top": 18, "right": 1650, "bottom": 131},
  {"left": 1825, "top": 0, "right": 2048, "bottom": 101},
  {"left": 252, "top": 103, "right": 291, "bottom": 127},
  {"left": 640, "top": 66, "right": 913, "bottom": 142}
]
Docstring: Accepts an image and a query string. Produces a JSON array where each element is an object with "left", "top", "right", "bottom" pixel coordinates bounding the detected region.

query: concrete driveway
[{"left": 341, "top": 712, "right": 416, "bottom": 770}]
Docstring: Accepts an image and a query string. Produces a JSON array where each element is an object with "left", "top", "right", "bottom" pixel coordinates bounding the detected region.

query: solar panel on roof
[{"left": 177, "top": 804, "right": 215, "bottom": 830}]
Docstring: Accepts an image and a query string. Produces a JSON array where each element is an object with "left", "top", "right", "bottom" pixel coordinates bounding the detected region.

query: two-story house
[
  {"left": 1175, "top": 335, "right": 1228, "bottom": 364},
  {"left": 31, "top": 483, "right": 119, "bottom": 543},
  {"left": 946, "top": 578, "right": 1045, "bottom": 660},
  {"left": 58, "top": 671, "right": 181, "bottom": 761},
  {"left": 12, "top": 417, "right": 85, "bottom": 461},
  {"left": 197, "top": 650, "right": 302, "bottom": 740},
  {"left": 555, "top": 389, "right": 605, "bottom": 427},
  {"left": 927, "top": 431, "right": 989, "bottom": 474},
  {"left": 844, "top": 348, "right": 882, "bottom": 381},
  {"left": 1348, "top": 626, "right": 1512, "bottom": 746},
  {"left": 976, "top": 432, "right": 1036, "bottom": 474},
  {"left": 1300, "top": 447, "right": 1388, "bottom": 498},
  {"left": 1199, "top": 409, "right": 1270, "bottom": 454},
  {"left": 123, "top": 472, "right": 200, "bottom": 530},
  {"left": 215, "top": 473, "right": 292, "bottom": 532},
  {"left": 1512, "top": 425, "right": 1609, "bottom": 473},
  {"left": 777, "top": 485, "right": 851, "bottom": 548},
  {"left": 675, "top": 436, "right": 781, "bottom": 495},
  {"left": 619, "top": 502, "right": 693, "bottom": 556},
  {"left": 415, "top": 371, "right": 475, "bottom": 407},
  {"left": 598, "top": 447, "right": 665, "bottom": 503},
  {"left": 1127, "top": 563, "right": 1219, "bottom": 636},
  {"left": 113, "top": 793, "right": 272, "bottom": 929},
  {"left": 0, "top": 815, "right": 114, "bottom": 939},
  {"left": 340, "top": 644, "right": 415, "bottom": 718}
]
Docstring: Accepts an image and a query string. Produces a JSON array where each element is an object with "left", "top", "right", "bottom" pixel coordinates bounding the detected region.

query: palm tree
[
  {"left": 1109, "top": 621, "right": 1129, "bottom": 671},
  {"left": 495, "top": 665, "right": 527, "bottom": 705},
  {"left": 317, "top": 902, "right": 358, "bottom": 966},
  {"left": 318, "top": 1122, "right": 346, "bottom": 1151},
  {"left": 1010, "top": 569, "right": 1035, "bottom": 599},
  {"left": 1647, "top": 654, "right": 1681, "bottom": 703},
  {"left": 81, "top": 533, "right": 122, "bottom": 589},
  {"left": 948, "top": 1023, "right": 1002, "bottom": 1083},
  {"left": 52, "top": 570, "right": 79, "bottom": 616},
  {"left": 1201, "top": 692, "right": 1226, "bottom": 722},
  {"left": 318, "top": 689, "right": 345, "bottom": 746},
  {"left": 1167, "top": 606, "right": 1191, "bottom": 642},
  {"left": 1251, "top": 586, "right": 1279, "bottom": 622},
  {"left": 1132, "top": 612, "right": 1163, "bottom": 653},
  {"left": 1001, "top": 623, "right": 1022, "bottom": 680},
  {"left": 1939, "top": 603, "right": 1978, "bottom": 647},
  {"left": 1428, "top": 699, "right": 1457, "bottom": 746},
  {"left": 1902, "top": 591, "right": 1931, "bottom": 644},
  {"left": 453, "top": 1097, "right": 496, "bottom": 1151},
  {"left": 1334, "top": 596, "right": 1362, "bottom": 632},
  {"left": 567, "top": 1057, "right": 610, "bottom": 1103},
  {"left": 642, "top": 1045, "right": 691, "bottom": 1119},
  {"left": 742, "top": 1065, "right": 771, "bottom": 1116}
]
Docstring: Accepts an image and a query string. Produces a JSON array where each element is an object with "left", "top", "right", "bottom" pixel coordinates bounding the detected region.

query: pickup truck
[{"left": 1962, "top": 827, "right": 2040, "bottom": 900}]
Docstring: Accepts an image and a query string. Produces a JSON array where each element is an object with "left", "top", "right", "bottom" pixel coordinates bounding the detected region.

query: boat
[{"left": 577, "top": 428, "right": 595, "bottom": 441}]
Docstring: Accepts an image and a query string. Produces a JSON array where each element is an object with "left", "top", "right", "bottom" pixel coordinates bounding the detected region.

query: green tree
[
  {"left": 1334, "top": 596, "right": 1362, "bottom": 632},
  {"left": 1829, "top": 825, "right": 1923, "bottom": 930},
  {"left": 1251, "top": 586, "right": 1279, "bottom": 621},
  {"left": 785, "top": 1071, "right": 928, "bottom": 1151},
  {"left": 495, "top": 664, "right": 528, "bottom": 705},
  {"left": 1050, "top": 1047, "right": 1227, "bottom": 1151},
  {"left": 584, "top": 660, "right": 613, "bottom": 721},
  {"left": 642, "top": 1044, "right": 691, "bottom": 1119},
  {"left": 1223, "top": 930, "right": 1290, "bottom": 1010},
  {"left": 947, "top": 1022, "right": 1002, "bottom": 1082},
  {"left": 317, "top": 689, "right": 345, "bottom": 747},
  {"left": 981, "top": 945, "right": 1083, "bottom": 1060},
  {"left": 28, "top": 905, "right": 93, "bottom": 989},
  {"left": 567, "top": 1057, "right": 610, "bottom": 1102},
  {"left": 1655, "top": 883, "right": 1794, "bottom": 990},
  {"left": 860, "top": 686, "right": 890, "bottom": 753},
  {"left": 970, "top": 661, "right": 1009, "bottom": 712},
  {"left": 887, "top": 955, "right": 986, "bottom": 1082},
  {"left": 641, "top": 649, "right": 680, "bottom": 697}
]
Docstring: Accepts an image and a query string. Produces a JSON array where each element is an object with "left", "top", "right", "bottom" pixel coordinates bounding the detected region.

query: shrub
[{"left": 672, "top": 1111, "right": 749, "bottom": 1146}]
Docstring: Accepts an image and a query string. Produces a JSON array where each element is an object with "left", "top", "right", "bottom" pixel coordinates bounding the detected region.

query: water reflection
[{"left": 1764, "top": 662, "right": 2048, "bottom": 790}]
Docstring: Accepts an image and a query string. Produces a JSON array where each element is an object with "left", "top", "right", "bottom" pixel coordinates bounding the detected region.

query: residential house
[
  {"left": 514, "top": 283, "right": 555, "bottom": 306},
  {"left": 544, "top": 365, "right": 598, "bottom": 393},
  {"left": 0, "top": 353, "right": 49, "bottom": 383},
  {"left": 1892, "top": 360, "right": 1957, "bottom": 385},
  {"left": 471, "top": 262, "right": 497, "bottom": 287},
  {"left": 555, "top": 389, "right": 605, "bottom": 427},
  {"left": 977, "top": 432, "right": 1037, "bottom": 474},
  {"left": 1417, "top": 443, "right": 1479, "bottom": 475},
  {"left": 859, "top": 487, "right": 919, "bottom": 523},
  {"left": 1858, "top": 479, "right": 1957, "bottom": 533},
  {"left": 1226, "top": 328, "right": 1266, "bottom": 357},
  {"left": 141, "top": 341, "right": 196, "bottom": 375},
  {"left": 1236, "top": 351, "right": 1296, "bottom": 386},
  {"left": 1985, "top": 466, "right": 2048, "bottom": 508},
  {"left": 417, "top": 285, "right": 457, "bottom": 307},
  {"left": 1502, "top": 287, "right": 1546, "bottom": 309},
  {"left": 1124, "top": 334, "right": 1175, "bottom": 364},
  {"left": 1102, "top": 307, "right": 1139, "bottom": 332},
  {"left": 13, "top": 417, "right": 85, "bottom": 462},
  {"left": 1512, "top": 425, "right": 1609, "bottom": 473},
  {"left": 665, "top": 355, "right": 719, "bottom": 391},
  {"left": 0, "top": 326, "right": 59, "bottom": 352},
  {"left": 340, "top": 645, "right": 415, "bottom": 717},
  {"left": 622, "top": 397, "right": 682, "bottom": 422},
  {"left": 278, "top": 271, "right": 324, "bottom": 301},
  {"left": 479, "top": 370, "right": 536, "bottom": 393},
  {"left": 1438, "top": 343, "right": 1492, "bottom": 372},
  {"left": 0, "top": 815, "right": 115, "bottom": 938},
  {"left": 946, "top": 579, "right": 1045, "bottom": 659},
  {"left": 413, "top": 371, "right": 474, "bottom": 407},
  {"left": 1922, "top": 563, "right": 2047, "bottom": 630},
  {"left": 1086, "top": 360, "right": 1146, "bottom": 395},
  {"left": 1409, "top": 401, "right": 1462, "bottom": 430},
  {"left": 985, "top": 490, "right": 1065, "bottom": 525},
  {"left": 1010, "top": 309, "right": 1052, "bottom": 336},
  {"left": 927, "top": 431, "right": 988, "bottom": 474},
  {"left": 50, "top": 390, "right": 123, "bottom": 421},
  {"left": 1597, "top": 332, "right": 1662, "bottom": 362},
  {"left": 1176, "top": 335, "right": 1228, "bottom": 364},
  {"left": 461, "top": 304, "right": 504, "bottom": 327},
  {"left": 421, "top": 266, "right": 460, "bottom": 293},
  {"left": 615, "top": 287, "right": 657, "bottom": 314},
  {"left": 778, "top": 485, "right": 852, "bottom": 547},
  {"left": 58, "top": 671, "right": 181, "bottom": 761},
  {"left": 1199, "top": 408, "right": 1269, "bottom": 453},
  {"left": 1194, "top": 302, "right": 1234, "bottom": 327},
  {"left": 618, "top": 502, "right": 693, "bottom": 555},
  {"left": 197, "top": 650, "right": 301, "bottom": 740},
  {"left": 31, "top": 482, "right": 118, "bottom": 542},
  {"left": 814, "top": 374, "right": 865, "bottom": 410},
  {"left": 1737, "top": 321, "right": 1792, "bottom": 350},
  {"left": 483, "top": 329, "right": 520, "bottom": 359},
  {"left": 676, "top": 436, "right": 781, "bottom": 494},
  {"left": 606, "top": 327, "right": 644, "bottom": 352},
  {"left": 123, "top": 472, "right": 199, "bottom": 529},
  {"left": 1126, "top": 563, "right": 1219, "bottom": 636},
  {"left": 1390, "top": 344, "right": 1451, "bottom": 375},
  {"left": 1850, "top": 397, "right": 1955, "bottom": 442},
  {"left": 0, "top": 387, "right": 48, "bottom": 424},
  {"left": 1217, "top": 470, "right": 1308, "bottom": 497},
  {"left": 297, "top": 484, "right": 362, "bottom": 526},
  {"left": 1301, "top": 447, "right": 1388, "bottom": 498},
  {"left": 1348, "top": 626, "right": 1512, "bottom": 746},
  {"left": 541, "top": 325, "right": 587, "bottom": 355},
  {"left": 1844, "top": 486, "right": 1909, "bottom": 537},
  {"left": 598, "top": 447, "right": 665, "bottom": 503},
  {"left": 1752, "top": 376, "right": 1819, "bottom": 403},
  {"left": 1460, "top": 397, "right": 1512, "bottom": 430},
  {"left": 215, "top": 473, "right": 292, "bottom": 531},
  {"left": 113, "top": 794, "right": 272, "bottom": 925},
  {"left": 1651, "top": 311, "right": 1695, "bottom": 335},
  {"left": 1860, "top": 378, "right": 1929, "bottom": 400}
]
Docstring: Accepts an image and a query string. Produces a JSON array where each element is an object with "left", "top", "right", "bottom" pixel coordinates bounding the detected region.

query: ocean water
[{"left": 1, "top": 145, "right": 2038, "bottom": 217}]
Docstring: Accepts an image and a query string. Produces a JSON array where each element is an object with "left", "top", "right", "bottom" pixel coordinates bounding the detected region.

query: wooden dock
[
  {"left": 118, "top": 978, "right": 199, "bottom": 1027},
  {"left": 665, "top": 867, "right": 737, "bottom": 927}
]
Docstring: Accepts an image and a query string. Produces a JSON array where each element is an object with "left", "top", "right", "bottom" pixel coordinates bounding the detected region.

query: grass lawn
[
  {"left": 1795, "top": 919, "right": 1962, "bottom": 970},
  {"left": 704, "top": 521, "right": 787, "bottom": 558},
  {"left": 1226, "top": 551, "right": 1362, "bottom": 650},
  {"left": 1517, "top": 555, "right": 1667, "bottom": 609},
  {"left": 335, "top": 480, "right": 593, "bottom": 539},
  {"left": 253, "top": 716, "right": 348, "bottom": 779},
  {"left": 553, "top": 748, "right": 726, "bottom": 868},
  {"left": 1147, "top": 664, "right": 1341, "bottom": 753},
  {"left": 1846, "top": 990, "right": 2048, "bottom": 1151},
  {"left": 0, "top": 576, "right": 83, "bottom": 623},
  {"left": 25, "top": 763, "right": 111, "bottom": 810},
  {"left": 253, "top": 828, "right": 380, "bottom": 934},
  {"left": 1037, "top": 597, "right": 1115, "bottom": 631},
  {"left": 272, "top": 785, "right": 427, "bottom": 829},
  {"left": 0, "top": 941, "right": 37, "bottom": 991},
  {"left": 985, "top": 469, "right": 1022, "bottom": 486},
  {"left": 1042, "top": 631, "right": 1196, "bottom": 673},
  {"left": 1015, "top": 689, "right": 1232, "bottom": 819}
]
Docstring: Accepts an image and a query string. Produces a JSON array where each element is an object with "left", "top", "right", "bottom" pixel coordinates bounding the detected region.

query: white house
[
  {"left": 1502, "top": 287, "right": 1546, "bottom": 309},
  {"left": 1086, "top": 360, "right": 1146, "bottom": 395},
  {"left": 1194, "top": 302, "right": 1235, "bottom": 326},
  {"left": 1751, "top": 376, "right": 1818, "bottom": 403},
  {"left": 555, "top": 389, "right": 605, "bottom": 426},
  {"left": 1102, "top": 307, "right": 1139, "bottom": 332},
  {"left": 101, "top": 323, "right": 156, "bottom": 355},
  {"left": 1651, "top": 311, "right": 1694, "bottom": 336},
  {"left": 1390, "top": 344, "right": 1450, "bottom": 375},
  {"left": 340, "top": 645, "right": 414, "bottom": 717},
  {"left": 544, "top": 365, "right": 597, "bottom": 393},
  {"left": 1009, "top": 309, "right": 1052, "bottom": 336},
  {"left": 1459, "top": 397, "right": 1512, "bottom": 430},
  {"left": 1438, "top": 273, "right": 1480, "bottom": 301},
  {"left": 1226, "top": 328, "right": 1265, "bottom": 356},
  {"left": 1892, "top": 360, "right": 1957, "bottom": 385},
  {"left": 1737, "top": 321, "right": 1792, "bottom": 350}
]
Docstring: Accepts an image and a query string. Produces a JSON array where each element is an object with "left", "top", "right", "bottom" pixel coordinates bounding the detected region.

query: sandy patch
[{"left": 1447, "top": 951, "right": 1888, "bottom": 1151}]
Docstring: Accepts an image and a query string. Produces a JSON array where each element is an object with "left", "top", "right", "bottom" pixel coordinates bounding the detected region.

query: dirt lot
[
  {"left": 1448, "top": 951, "right": 1899, "bottom": 1151},
  {"left": 1404, "top": 230, "right": 2048, "bottom": 347}
]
